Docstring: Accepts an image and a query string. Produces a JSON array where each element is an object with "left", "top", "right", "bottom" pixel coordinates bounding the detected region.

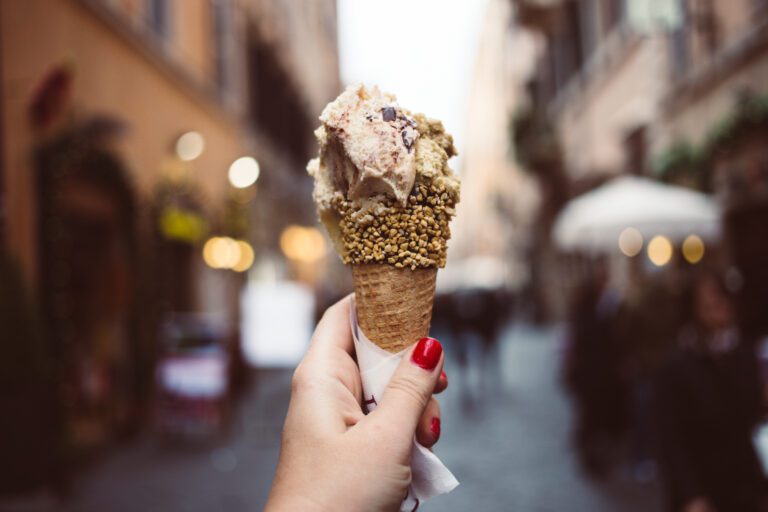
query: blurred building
[
  {"left": 651, "top": 0, "right": 768, "bottom": 340},
  {"left": 512, "top": 0, "right": 768, "bottom": 326},
  {"left": 450, "top": 0, "right": 540, "bottom": 291},
  {"left": 0, "top": 0, "right": 339, "bottom": 460}
]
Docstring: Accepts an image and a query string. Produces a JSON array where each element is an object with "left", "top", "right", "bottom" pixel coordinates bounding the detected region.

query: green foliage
[
  {"left": 653, "top": 142, "right": 709, "bottom": 191},
  {"left": 653, "top": 92, "right": 768, "bottom": 192},
  {"left": 510, "top": 108, "right": 562, "bottom": 173},
  {"left": 159, "top": 205, "right": 208, "bottom": 243},
  {"left": 703, "top": 93, "right": 768, "bottom": 156}
]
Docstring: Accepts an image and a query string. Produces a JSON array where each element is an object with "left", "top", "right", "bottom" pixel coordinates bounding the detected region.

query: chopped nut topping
[{"left": 333, "top": 177, "right": 458, "bottom": 269}]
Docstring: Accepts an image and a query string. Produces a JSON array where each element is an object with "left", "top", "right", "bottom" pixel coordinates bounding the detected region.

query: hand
[
  {"left": 684, "top": 497, "right": 716, "bottom": 512},
  {"left": 266, "top": 296, "right": 447, "bottom": 512}
]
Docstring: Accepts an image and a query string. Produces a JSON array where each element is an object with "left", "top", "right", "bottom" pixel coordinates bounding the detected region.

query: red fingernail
[
  {"left": 430, "top": 417, "right": 441, "bottom": 441},
  {"left": 440, "top": 370, "right": 447, "bottom": 382},
  {"left": 411, "top": 337, "right": 442, "bottom": 371}
]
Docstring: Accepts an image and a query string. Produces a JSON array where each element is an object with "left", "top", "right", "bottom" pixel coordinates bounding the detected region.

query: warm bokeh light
[
  {"left": 618, "top": 227, "right": 643, "bottom": 257},
  {"left": 203, "top": 237, "right": 239, "bottom": 269},
  {"left": 228, "top": 156, "right": 260, "bottom": 188},
  {"left": 232, "top": 240, "right": 255, "bottom": 272},
  {"left": 647, "top": 235, "right": 673, "bottom": 267},
  {"left": 203, "top": 237, "right": 254, "bottom": 271},
  {"left": 682, "top": 234, "right": 705, "bottom": 264},
  {"left": 175, "top": 131, "right": 205, "bottom": 161},
  {"left": 279, "top": 226, "right": 327, "bottom": 264}
]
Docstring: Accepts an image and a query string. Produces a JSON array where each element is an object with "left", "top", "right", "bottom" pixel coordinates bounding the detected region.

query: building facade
[
  {"left": 450, "top": 0, "right": 540, "bottom": 290},
  {"left": 0, "top": 0, "right": 339, "bottom": 466},
  {"left": 513, "top": 0, "right": 768, "bottom": 326}
]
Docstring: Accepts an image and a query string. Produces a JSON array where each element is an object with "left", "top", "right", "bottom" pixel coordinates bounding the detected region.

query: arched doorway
[{"left": 36, "top": 121, "right": 140, "bottom": 448}]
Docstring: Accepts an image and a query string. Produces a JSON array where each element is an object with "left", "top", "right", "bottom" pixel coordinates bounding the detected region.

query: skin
[{"left": 266, "top": 296, "right": 447, "bottom": 512}]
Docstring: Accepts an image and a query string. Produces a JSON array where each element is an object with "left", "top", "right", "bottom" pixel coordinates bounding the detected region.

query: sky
[{"left": 337, "top": 0, "right": 489, "bottom": 166}]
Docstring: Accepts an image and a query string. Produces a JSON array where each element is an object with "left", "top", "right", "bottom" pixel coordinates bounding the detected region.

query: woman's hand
[{"left": 266, "top": 296, "right": 447, "bottom": 512}]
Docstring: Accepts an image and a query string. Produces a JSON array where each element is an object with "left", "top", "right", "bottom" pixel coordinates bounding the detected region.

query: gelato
[{"left": 308, "top": 84, "right": 460, "bottom": 270}]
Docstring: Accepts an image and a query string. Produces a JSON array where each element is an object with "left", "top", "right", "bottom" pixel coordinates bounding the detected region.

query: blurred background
[{"left": 2, "top": 0, "right": 768, "bottom": 511}]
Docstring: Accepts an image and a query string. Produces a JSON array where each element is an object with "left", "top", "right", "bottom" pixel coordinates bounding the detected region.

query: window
[
  {"left": 579, "top": 0, "right": 599, "bottom": 62},
  {"left": 604, "top": 0, "right": 627, "bottom": 32},
  {"left": 562, "top": 0, "right": 584, "bottom": 81},
  {"left": 146, "top": 0, "right": 170, "bottom": 40},
  {"left": 211, "top": 0, "right": 231, "bottom": 96},
  {"left": 692, "top": 0, "right": 719, "bottom": 56},
  {"left": 669, "top": 0, "right": 690, "bottom": 77}
]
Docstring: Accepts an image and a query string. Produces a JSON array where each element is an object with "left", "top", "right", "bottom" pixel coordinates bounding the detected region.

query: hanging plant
[
  {"left": 653, "top": 142, "right": 710, "bottom": 192},
  {"left": 510, "top": 107, "right": 563, "bottom": 174},
  {"left": 704, "top": 92, "right": 768, "bottom": 158}
]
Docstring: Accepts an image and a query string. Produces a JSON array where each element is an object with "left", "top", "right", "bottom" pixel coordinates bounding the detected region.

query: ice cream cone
[{"left": 352, "top": 263, "right": 437, "bottom": 353}]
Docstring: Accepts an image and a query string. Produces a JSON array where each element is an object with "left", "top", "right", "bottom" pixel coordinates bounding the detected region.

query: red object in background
[{"left": 29, "top": 64, "right": 73, "bottom": 131}]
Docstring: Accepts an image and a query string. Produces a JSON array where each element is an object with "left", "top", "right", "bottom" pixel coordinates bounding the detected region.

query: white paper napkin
[{"left": 350, "top": 299, "right": 459, "bottom": 511}]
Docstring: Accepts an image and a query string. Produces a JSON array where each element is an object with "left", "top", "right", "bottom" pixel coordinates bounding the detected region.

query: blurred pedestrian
[
  {"left": 564, "top": 261, "right": 629, "bottom": 476},
  {"left": 615, "top": 274, "right": 681, "bottom": 481},
  {"left": 655, "top": 271, "right": 768, "bottom": 512}
]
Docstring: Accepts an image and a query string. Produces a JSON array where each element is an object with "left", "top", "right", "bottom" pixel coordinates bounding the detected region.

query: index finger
[{"left": 308, "top": 294, "right": 355, "bottom": 358}]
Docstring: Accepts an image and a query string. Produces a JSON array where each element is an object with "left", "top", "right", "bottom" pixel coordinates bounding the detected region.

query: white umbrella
[
  {"left": 436, "top": 256, "right": 511, "bottom": 292},
  {"left": 553, "top": 175, "right": 720, "bottom": 251}
]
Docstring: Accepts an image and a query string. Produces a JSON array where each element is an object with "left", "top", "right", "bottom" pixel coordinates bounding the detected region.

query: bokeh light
[
  {"left": 203, "top": 237, "right": 254, "bottom": 271},
  {"left": 228, "top": 156, "right": 260, "bottom": 188},
  {"left": 232, "top": 240, "right": 255, "bottom": 273},
  {"left": 647, "top": 235, "right": 673, "bottom": 267},
  {"left": 618, "top": 227, "right": 643, "bottom": 257},
  {"left": 279, "top": 226, "right": 327, "bottom": 264},
  {"left": 682, "top": 234, "right": 705, "bottom": 264},
  {"left": 175, "top": 131, "right": 205, "bottom": 161},
  {"left": 203, "top": 237, "right": 238, "bottom": 269}
]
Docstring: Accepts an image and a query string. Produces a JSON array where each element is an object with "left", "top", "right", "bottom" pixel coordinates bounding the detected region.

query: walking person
[{"left": 655, "top": 272, "right": 768, "bottom": 512}]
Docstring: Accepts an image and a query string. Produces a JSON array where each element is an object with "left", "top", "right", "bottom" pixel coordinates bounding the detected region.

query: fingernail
[
  {"left": 430, "top": 417, "right": 441, "bottom": 441},
  {"left": 411, "top": 337, "right": 442, "bottom": 371},
  {"left": 440, "top": 370, "right": 447, "bottom": 382}
]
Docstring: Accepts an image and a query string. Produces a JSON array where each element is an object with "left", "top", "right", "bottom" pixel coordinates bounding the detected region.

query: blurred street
[
  {"left": 23, "top": 323, "right": 660, "bottom": 512},
  {"left": 4, "top": 1, "right": 768, "bottom": 510}
]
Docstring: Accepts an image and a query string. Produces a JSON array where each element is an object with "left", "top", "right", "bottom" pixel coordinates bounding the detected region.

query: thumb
[{"left": 369, "top": 337, "right": 444, "bottom": 441}]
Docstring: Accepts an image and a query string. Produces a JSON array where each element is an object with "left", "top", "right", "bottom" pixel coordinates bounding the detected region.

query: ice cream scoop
[{"left": 316, "top": 84, "right": 419, "bottom": 207}]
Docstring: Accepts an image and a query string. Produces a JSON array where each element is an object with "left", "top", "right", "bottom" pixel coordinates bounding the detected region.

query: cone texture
[{"left": 352, "top": 264, "right": 437, "bottom": 353}]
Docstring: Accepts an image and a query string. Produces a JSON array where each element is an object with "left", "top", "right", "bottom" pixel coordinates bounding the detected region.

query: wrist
[{"left": 265, "top": 491, "right": 328, "bottom": 512}]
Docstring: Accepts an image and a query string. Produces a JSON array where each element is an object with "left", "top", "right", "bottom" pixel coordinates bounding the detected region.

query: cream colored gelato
[
  {"left": 312, "top": 84, "right": 418, "bottom": 207},
  {"left": 308, "top": 83, "right": 460, "bottom": 269}
]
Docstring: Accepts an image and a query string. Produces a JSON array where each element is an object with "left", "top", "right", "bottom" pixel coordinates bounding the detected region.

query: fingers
[
  {"left": 368, "top": 337, "right": 444, "bottom": 441},
  {"left": 416, "top": 397, "right": 441, "bottom": 448},
  {"left": 308, "top": 294, "right": 355, "bottom": 358},
  {"left": 434, "top": 370, "right": 448, "bottom": 395}
]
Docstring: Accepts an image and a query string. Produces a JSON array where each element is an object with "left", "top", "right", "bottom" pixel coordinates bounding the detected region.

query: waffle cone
[{"left": 352, "top": 264, "right": 437, "bottom": 353}]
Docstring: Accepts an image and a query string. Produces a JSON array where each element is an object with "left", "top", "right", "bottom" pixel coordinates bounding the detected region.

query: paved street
[{"left": 10, "top": 324, "right": 660, "bottom": 512}]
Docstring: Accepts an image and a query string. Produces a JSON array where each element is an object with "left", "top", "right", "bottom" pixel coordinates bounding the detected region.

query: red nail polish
[
  {"left": 411, "top": 337, "right": 442, "bottom": 371},
  {"left": 430, "top": 417, "right": 441, "bottom": 441},
  {"left": 440, "top": 370, "right": 447, "bottom": 381}
]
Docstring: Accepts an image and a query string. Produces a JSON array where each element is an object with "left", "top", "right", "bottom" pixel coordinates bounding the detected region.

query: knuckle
[
  {"left": 387, "top": 374, "right": 428, "bottom": 409},
  {"left": 290, "top": 365, "right": 312, "bottom": 393},
  {"left": 319, "top": 299, "right": 344, "bottom": 323}
]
